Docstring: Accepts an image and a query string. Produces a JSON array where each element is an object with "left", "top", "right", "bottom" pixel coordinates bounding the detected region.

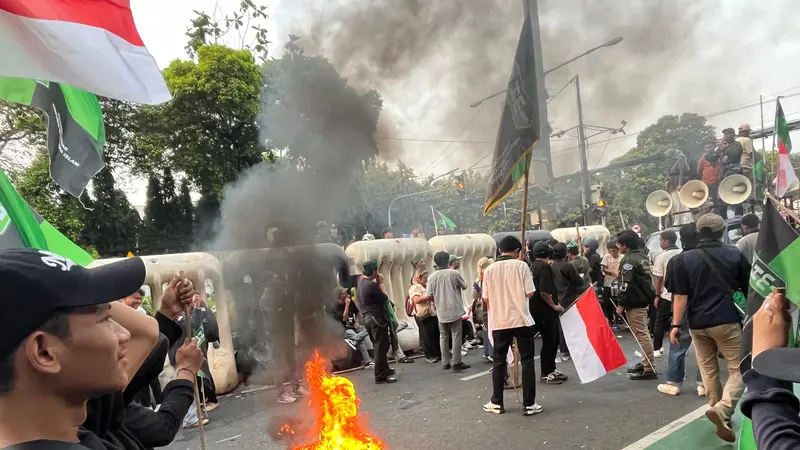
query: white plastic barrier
[
  {"left": 90, "top": 253, "right": 238, "bottom": 394},
  {"left": 551, "top": 226, "right": 612, "bottom": 256},
  {"left": 428, "top": 234, "right": 497, "bottom": 311},
  {"left": 345, "top": 238, "right": 432, "bottom": 351}
]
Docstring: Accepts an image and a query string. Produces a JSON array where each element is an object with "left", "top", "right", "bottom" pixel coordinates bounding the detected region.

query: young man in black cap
[
  {"left": 529, "top": 241, "right": 566, "bottom": 385},
  {"left": 356, "top": 260, "right": 397, "bottom": 384},
  {"left": 0, "top": 248, "right": 202, "bottom": 450}
]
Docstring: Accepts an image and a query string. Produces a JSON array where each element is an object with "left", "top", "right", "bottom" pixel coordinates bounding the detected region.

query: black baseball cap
[{"left": 0, "top": 248, "right": 146, "bottom": 358}]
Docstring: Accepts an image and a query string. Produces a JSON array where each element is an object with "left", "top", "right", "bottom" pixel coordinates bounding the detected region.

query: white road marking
[
  {"left": 620, "top": 404, "right": 708, "bottom": 450},
  {"left": 459, "top": 355, "right": 540, "bottom": 381},
  {"left": 215, "top": 435, "right": 243, "bottom": 444}
]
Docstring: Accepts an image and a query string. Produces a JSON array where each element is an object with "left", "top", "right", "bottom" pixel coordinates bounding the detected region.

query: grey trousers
[{"left": 439, "top": 319, "right": 463, "bottom": 365}]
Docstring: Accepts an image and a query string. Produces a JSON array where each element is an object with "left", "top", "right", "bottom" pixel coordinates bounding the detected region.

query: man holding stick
[{"left": 481, "top": 236, "right": 541, "bottom": 416}]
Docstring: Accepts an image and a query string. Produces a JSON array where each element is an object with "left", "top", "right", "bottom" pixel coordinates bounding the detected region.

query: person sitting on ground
[{"left": 331, "top": 286, "right": 374, "bottom": 369}]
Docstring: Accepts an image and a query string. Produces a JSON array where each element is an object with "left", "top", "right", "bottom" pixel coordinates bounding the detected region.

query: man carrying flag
[{"left": 482, "top": 236, "right": 540, "bottom": 416}]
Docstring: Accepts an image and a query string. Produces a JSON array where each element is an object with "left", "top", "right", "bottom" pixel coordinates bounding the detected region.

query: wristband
[
  {"left": 671, "top": 324, "right": 681, "bottom": 329},
  {"left": 177, "top": 367, "right": 196, "bottom": 378}
]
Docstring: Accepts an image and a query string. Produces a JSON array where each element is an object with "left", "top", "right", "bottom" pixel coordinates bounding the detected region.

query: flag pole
[
  {"left": 430, "top": 205, "right": 440, "bottom": 236},
  {"left": 179, "top": 271, "right": 207, "bottom": 450},
  {"left": 512, "top": 169, "right": 530, "bottom": 390},
  {"left": 771, "top": 98, "right": 780, "bottom": 195}
]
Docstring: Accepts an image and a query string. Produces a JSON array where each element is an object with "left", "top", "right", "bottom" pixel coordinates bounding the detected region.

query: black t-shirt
[
  {"left": 330, "top": 298, "right": 359, "bottom": 328},
  {"left": 356, "top": 278, "right": 388, "bottom": 321},
  {"left": 671, "top": 241, "right": 750, "bottom": 329},
  {"left": 2, "top": 441, "right": 90, "bottom": 450},
  {"left": 530, "top": 260, "right": 557, "bottom": 319},
  {"left": 587, "top": 251, "right": 603, "bottom": 285}
]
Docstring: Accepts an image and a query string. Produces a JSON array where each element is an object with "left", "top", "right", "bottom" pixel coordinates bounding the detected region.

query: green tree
[
  {"left": 84, "top": 167, "right": 141, "bottom": 257},
  {"left": 596, "top": 113, "right": 717, "bottom": 234},
  {"left": 184, "top": 0, "right": 270, "bottom": 63},
  {"left": 132, "top": 44, "right": 264, "bottom": 221},
  {"left": 178, "top": 180, "right": 195, "bottom": 249}
]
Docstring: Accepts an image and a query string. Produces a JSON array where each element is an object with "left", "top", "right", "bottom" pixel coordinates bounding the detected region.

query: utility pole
[{"left": 575, "top": 74, "right": 590, "bottom": 226}]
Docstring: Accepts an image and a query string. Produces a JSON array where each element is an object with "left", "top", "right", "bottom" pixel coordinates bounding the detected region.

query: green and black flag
[
  {"left": 0, "top": 77, "right": 105, "bottom": 197},
  {"left": 483, "top": 12, "right": 540, "bottom": 215},
  {"left": 736, "top": 198, "right": 800, "bottom": 450}
]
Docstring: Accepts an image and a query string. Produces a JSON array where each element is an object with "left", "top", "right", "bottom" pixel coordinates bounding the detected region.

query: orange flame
[{"left": 288, "top": 350, "right": 385, "bottom": 450}]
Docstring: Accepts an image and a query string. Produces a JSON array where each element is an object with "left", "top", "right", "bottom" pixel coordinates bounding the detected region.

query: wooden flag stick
[
  {"left": 513, "top": 170, "right": 530, "bottom": 389},
  {"left": 179, "top": 271, "right": 207, "bottom": 450}
]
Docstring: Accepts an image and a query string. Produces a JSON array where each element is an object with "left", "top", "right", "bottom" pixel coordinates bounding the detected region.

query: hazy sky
[{"left": 127, "top": 0, "right": 800, "bottom": 208}]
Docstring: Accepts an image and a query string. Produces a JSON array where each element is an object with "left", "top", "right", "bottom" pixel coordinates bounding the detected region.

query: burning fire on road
[{"left": 280, "top": 350, "right": 385, "bottom": 450}]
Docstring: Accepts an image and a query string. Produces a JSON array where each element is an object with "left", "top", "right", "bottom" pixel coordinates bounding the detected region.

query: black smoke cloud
[{"left": 275, "top": 0, "right": 781, "bottom": 174}]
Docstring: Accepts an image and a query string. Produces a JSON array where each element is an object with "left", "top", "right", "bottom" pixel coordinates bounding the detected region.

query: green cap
[
  {"left": 566, "top": 240, "right": 579, "bottom": 248},
  {"left": 412, "top": 254, "right": 424, "bottom": 265},
  {"left": 449, "top": 254, "right": 462, "bottom": 262},
  {"left": 362, "top": 260, "right": 379, "bottom": 275}
]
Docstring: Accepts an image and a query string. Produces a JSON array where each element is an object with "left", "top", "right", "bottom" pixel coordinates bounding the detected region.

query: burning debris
[{"left": 283, "top": 351, "right": 385, "bottom": 450}]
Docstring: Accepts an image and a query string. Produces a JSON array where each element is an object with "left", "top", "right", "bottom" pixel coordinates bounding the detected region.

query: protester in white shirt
[
  {"left": 481, "top": 236, "right": 541, "bottom": 417},
  {"left": 736, "top": 213, "right": 760, "bottom": 265},
  {"left": 651, "top": 230, "right": 681, "bottom": 357}
]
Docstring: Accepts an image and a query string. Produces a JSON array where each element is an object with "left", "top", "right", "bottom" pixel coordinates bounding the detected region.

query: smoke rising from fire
[
  {"left": 274, "top": 0, "right": 786, "bottom": 174},
  {"left": 205, "top": 45, "right": 380, "bottom": 382}
]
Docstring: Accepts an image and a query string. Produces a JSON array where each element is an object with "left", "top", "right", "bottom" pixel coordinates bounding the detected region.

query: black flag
[{"left": 483, "top": 13, "right": 541, "bottom": 215}]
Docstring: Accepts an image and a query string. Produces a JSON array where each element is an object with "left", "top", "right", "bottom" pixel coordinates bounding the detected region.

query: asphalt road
[{"left": 165, "top": 331, "right": 722, "bottom": 450}]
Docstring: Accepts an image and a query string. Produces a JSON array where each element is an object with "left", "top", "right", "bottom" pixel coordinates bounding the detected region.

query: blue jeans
[{"left": 666, "top": 322, "right": 703, "bottom": 386}]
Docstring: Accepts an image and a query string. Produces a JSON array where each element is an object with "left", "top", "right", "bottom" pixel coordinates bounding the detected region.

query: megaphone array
[
  {"left": 645, "top": 175, "right": 754, "bottom": 218},
  {"left": 645, "top": 190, "right": 673, "bottom": 217}
]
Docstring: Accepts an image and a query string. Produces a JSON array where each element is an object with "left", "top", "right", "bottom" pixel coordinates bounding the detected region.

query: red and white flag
[
  {"left": 559, "top": 288, "right": 626, "bottom": 383},
  {"left": 0, "top": 0, "right": 170, "bottom": 105}
]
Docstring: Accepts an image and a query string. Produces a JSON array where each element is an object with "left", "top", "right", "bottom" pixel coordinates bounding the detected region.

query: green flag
[
  {"left": 736, "top": 199, "right": 800, "bottom": 449},
  {"left": 436, "top": 210, "right": 457, "bottom": 230},
  {"left": 0, "top": 167, "right": 93, "bottom": 266},
  {"left": 0, "top": 77, "right": 105, "bottom": 197}
]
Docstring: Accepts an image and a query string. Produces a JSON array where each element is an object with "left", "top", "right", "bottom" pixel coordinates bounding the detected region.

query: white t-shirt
[
  {"left": 482, "top": 258, "right": 536, "bottom": 331},
  {"left": 652, "top": 248, "right": 681, "bottom": 300}
]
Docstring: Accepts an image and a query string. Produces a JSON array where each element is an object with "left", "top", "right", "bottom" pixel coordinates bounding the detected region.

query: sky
[{"left": 126, "top": 0, "right": 800, "bottom": 210}]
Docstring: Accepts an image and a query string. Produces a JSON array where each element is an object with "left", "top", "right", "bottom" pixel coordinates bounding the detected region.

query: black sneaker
[
  {"left": 452, "top": 362, "right": 471, "bottom": 371},
  {"left": 397, "top": 356, "right": 415, "bottom": 364},
  {"left": 552, "top": 370, "right": 569, "bottom": 381},
  {"left": 629, "top": 369, "right": 657, "bottom": 380},
  {"left": 540, "top": 373, "right": 564, "bottom": 384},
  {"left": 627, "top": 363, "right": 644, "bottom": 374},
  {"left": 443, "top": 363, "right": 451, "bottom": 370},
  {"left": 376, "top": 374, "right": 398, "bottom": 384}
]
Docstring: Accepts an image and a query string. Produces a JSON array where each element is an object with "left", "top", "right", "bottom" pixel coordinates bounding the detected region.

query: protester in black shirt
[
  {"left": 529, "top": 242, "right": 565, "bottom": 384},
  {"left": 551, "top": 243, "right": 583, "bottom": 361},
  {"left": 0, "top": 249, "right": 165, "bottom": 450},
  {"left": 671, "top": 213, "right": 749, "bottom": 442},
  {"left": 356, "top": 261, "right": 397, "bottom": 384},
  {"left": 583, "top": 238, "right": 603, "bottom": 287}
]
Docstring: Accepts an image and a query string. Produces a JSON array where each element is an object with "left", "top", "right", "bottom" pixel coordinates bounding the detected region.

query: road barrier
[
  {"left": 550, "top": 226, "right": 612, "bottom": 255},
  {"left": 90, "top": 253, "right": 238, "bottom": 394},
  {"left": 345, "top": 238, "right": 432, "bottom": 351}
]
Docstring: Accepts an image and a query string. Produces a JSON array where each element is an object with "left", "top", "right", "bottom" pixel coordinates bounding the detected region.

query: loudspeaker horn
[
  {"left": 718, "top": 174, "right": 752, "bottom": 205},
  {"left": 646, "top": 190, "right": 673, "bottom": 217},
  {"left": 679, "top": 180, "right": 709, "bottom": 209}
]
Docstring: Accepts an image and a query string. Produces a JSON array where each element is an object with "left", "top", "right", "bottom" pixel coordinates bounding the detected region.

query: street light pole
[
  {"left": 387, "top": 186, "right": 450, "bottom": 228},
  {"left": 468, "top": 36, "right": 624, "bottom": 109}
]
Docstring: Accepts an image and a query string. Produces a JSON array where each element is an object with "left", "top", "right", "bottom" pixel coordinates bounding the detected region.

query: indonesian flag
[
  {"left": 775, "top": 98, "right": 798, "bottom": 198},
  {"left": 559, "top": 288, "right": 626, "bottom": 383},
  {"left": 0, "top": 0, "right": 170, "bottom": 105}
]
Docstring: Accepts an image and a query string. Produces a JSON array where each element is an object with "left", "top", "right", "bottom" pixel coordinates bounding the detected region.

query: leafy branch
[{"left": 184, "top": 0, "right": 270, "bottom": 63}]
